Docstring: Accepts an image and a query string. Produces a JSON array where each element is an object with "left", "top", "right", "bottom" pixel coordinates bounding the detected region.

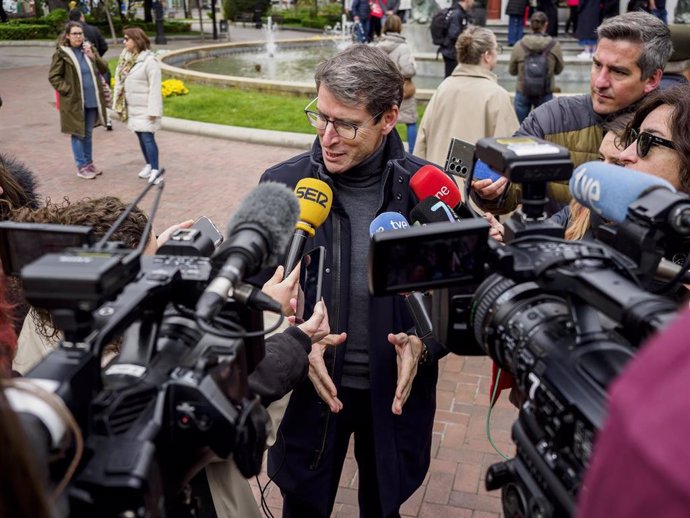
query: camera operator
[{"left": 577, "top": 306, "right": 690, "bottom": 517}]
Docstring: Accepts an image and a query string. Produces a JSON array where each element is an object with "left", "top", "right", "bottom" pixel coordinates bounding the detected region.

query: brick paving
[{"left": 0, "top": 31, "right": 516, "bottom": 517}]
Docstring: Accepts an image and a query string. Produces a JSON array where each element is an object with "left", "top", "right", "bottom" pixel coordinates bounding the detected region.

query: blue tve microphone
[
  {"left": 570, "top": 161, "right": 676, "bottom": 224},
  {"left": 368, "top": 212, "right": 432, "bottom": 339},
  {"left": 369, "top": 211, "right": 410, "bottom": 237}
]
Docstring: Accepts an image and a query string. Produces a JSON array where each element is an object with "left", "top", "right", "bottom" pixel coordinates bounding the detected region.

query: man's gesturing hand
[
  {"left": 308, "top": 331, "right": 347, "bottom": 413},
  {"left": 388, "top": 332, "right": 424, "bottom": 415}
]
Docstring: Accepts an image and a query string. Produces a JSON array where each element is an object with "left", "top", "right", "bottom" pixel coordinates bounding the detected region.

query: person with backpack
[
  {"left": 431, "top": 0, "right": 474, "bottom": 78},
  {"left": 509, "top": 11, "right": 564, "bottom": 123}
]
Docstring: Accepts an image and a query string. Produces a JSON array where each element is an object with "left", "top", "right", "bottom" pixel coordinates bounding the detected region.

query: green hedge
[
  {"left": 93, "top": 20, "right": 192, "bottom": 34},
  {"left": 0, "top": 24, "right": 56, "bottom": 40}
]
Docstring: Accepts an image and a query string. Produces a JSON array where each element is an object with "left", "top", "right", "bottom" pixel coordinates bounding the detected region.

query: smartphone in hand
[{"left": 299, "top": 246, "right": 325, "bottom": 321}]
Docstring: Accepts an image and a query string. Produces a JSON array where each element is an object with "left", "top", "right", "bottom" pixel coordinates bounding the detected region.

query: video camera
[
  {"left": 369, "top": 137, "right": 685, "bottom": 518},
  {"left": 1, "top": 180, "right": 299, "bottom": 517}
]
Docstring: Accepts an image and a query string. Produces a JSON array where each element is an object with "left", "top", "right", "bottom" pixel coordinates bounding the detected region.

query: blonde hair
[{"left": 456, "top": 26, "right": 496, "bottom": 65}]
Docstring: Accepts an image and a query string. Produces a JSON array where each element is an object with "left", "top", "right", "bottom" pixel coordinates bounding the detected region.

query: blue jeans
[
  {"left": 136, "top": 131, "right": 159, "bottom": 170},
  {"left": 406, "top": 123, "right": 417, "bottom": 155},
  {"left": 70, "top": 107, "right": 98, "bottom": 169},
  {"left": 514, "top": 92, "right": 553, "bottom": 124},
  {"left": 507, "top": 15, "right": 524, "bottom": 46}
]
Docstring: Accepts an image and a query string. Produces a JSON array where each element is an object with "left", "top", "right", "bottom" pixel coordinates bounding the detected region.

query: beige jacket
[{"left": 415, "top": 64, "right": 519, "bottom": 166}]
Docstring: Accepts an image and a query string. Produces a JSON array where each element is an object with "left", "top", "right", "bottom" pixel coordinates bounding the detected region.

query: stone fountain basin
[{"left": 159, "top": 36, "right": 591, "bottom": 100}]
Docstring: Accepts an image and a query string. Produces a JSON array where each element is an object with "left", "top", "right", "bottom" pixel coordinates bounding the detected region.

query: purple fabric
[{"left": 577, "top": 307, "right": 690, "bottom": 518}]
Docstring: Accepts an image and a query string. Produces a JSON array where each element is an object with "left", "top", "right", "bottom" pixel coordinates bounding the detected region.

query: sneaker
[
  {"left": 106, "top": 119, "right": 113, "bottom": 131},
  {"left": 77, "top": 166, "right": 97, "bottom": 180},
  {"left": 149, "top": 168, "right": 163, "bottom": 184},
  {"left": 576, "top": 50, "right": 593, "bottom": 60},
  {"left": 86, "top": 163, "right": 103, "bottom": 176},
  {"left": 138, "top": 164, "right": 152, "bottom": 179}
]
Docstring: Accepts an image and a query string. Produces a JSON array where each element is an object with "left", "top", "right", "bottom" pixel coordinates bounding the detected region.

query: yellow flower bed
[{"left": 161, "top": 79, "right": 190, "bottom": 98}]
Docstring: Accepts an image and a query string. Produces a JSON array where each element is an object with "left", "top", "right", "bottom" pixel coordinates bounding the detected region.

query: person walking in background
[
  {"left": 437, "top": 0, "right": 474, "bottom": 77},
  {"left": 396, "top": 0, "right": 412, "bottom": 22},
  {"left": 539, "top": 0, "right": 558, "bottom": 37},
  {"left": 509, "top": 11, "right": 564, "bottom": 123},
  {"left": 350, "top": 0, "right": 371, "bottom": 42},
  {"left": 576, "top": 0, "right": 601, "bottom": 59},
  {"left": 113, "top": 27, "right": 163, "bottom": 181},
  {"left": 565, "top": 0, "right": 579, "bottom": 34},
  {"left": 416, "top": 26, "right": 519, "bottom": 166},
  {"left": 48, "top": 21, "right": 109, "bottom": 180},
  {"left": 378, "top": 15, "right": 418, "bottom": 153},
  {"left": 368, "top": 0, "right": 386, "bottom": 41},
  {"left": 506, "top": 0, "right": 528, "bottom": 46}
]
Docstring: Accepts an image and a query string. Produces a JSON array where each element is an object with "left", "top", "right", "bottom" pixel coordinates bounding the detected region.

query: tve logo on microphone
[
  {"left": 570, "top": 166, "right": 601, "bottom": 212},
  {"left": 372, "top": 220, "right": 408, "bottom": 233},
  {"left": 296, "top": 185, "right": 330, "bottom": 208}
]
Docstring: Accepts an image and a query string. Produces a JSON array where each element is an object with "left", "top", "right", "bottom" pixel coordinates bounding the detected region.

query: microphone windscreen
[
  {"left": 226, "top": 182, "right": 300, "bottom": 266},
  {"left": 410, "top": 164, "right": 462, "bottom": 208},
  {"left": 294, "top": 178, "right": 333, "bottom": 235},
  {"left": 410, "top": 196, "right": 459, "bottom": 224},
  {"left": 570, "top": 162, "right": 676, "bottom": 224},
  {"left": 369, "top": 212, "right": 410, "bottom": 237}
]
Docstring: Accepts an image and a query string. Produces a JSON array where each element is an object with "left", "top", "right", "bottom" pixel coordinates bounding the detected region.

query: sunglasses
[{"left": 629, "top": 128, "right": 676, "bottom": 158}]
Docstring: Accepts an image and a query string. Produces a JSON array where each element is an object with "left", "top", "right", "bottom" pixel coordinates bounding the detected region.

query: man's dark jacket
[
  {"left": 262, "top": 131, "right": 445, "bottom": 516},
  {"left": 440, "top": 3, "right": 472, "bottom": 60}
]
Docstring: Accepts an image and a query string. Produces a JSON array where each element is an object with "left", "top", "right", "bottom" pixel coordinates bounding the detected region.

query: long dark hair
[{"left": 621, "top": 84, "right": 690, "bottom": 194}]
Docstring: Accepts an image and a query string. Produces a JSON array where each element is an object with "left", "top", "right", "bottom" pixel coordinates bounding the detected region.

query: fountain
[{"left": 264, "top": 16, "right": 277, "bottom": 58}]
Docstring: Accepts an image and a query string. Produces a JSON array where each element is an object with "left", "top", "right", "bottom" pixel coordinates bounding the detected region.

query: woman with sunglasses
[
  {"left": 113, "top": 27, "right": 163, "bottom": 181},
  {"left": 48, "top": 21, "right": 109, "bottom": 180},
  {"left": 619, "top": 84, "right": 690, "bottom": 193}
]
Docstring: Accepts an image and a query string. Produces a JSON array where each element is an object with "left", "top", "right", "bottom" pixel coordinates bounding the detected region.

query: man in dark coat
[
  {"left": 262, "top": 44, "right": 446, "bottom": 518},
  {"left": 439, "top": 0, "right": 474, "bottom": 77}
]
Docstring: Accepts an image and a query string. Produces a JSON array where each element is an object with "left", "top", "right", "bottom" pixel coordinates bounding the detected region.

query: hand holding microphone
[
  {"left": 283, "top": 178, "right": 333, "bottom": 275},
  {"left": 195, "top": 182, "right": 300, "bottom": 321}
]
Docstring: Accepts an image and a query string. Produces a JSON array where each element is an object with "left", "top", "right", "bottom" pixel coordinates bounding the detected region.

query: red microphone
[{"left": 409, "top": 164, "right": 462, "bottom": 208}]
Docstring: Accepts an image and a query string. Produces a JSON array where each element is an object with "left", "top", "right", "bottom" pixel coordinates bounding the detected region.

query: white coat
[{"left": 123, "top": 50, "right": 163, "bottom": 133}]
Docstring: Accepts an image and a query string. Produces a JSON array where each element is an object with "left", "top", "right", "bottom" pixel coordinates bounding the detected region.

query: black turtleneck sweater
[{"left": 330, "top": 138, "right": 388, "bottom": 390}]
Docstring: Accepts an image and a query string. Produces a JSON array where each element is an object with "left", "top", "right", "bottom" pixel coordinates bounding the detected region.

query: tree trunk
[{"left": 102, "top": 0, "right": 118, "bottom": 44}]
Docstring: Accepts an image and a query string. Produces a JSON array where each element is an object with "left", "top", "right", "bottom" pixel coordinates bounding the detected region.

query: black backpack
[
  {"left": 430, "top": 7, "right": 457, "bottom": 46},
  {"left": 520, "top": 40, "right": 556, "bottom": 99}
]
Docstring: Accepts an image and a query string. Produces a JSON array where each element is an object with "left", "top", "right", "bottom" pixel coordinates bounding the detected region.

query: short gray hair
[
  {"left": 456, "top": 26, "right": 495, "bottom": 65},
  {"left": 314, "top": 44, "right": 403, "bottom": 120},
  {"left": 597, "top": 11, "right": 673, "bottom": 80}
]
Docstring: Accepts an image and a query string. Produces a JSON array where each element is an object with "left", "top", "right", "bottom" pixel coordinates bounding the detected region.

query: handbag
[
  {"left": 403, "top": 77, "right": 416, "bottom": 99},
  {"left": 370, "top": 1, "right": 384, "bottom": 18},
  {"left": 100, "top": 74, "right": 113, "bottom": 109}
]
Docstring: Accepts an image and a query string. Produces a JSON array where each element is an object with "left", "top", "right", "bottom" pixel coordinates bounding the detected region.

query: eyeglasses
[
  {"left": 628, "top": 128, "right": 676, "bottom": 158},
  {"left": 304, "top": 97, "right": 382, "bottom": 140}
]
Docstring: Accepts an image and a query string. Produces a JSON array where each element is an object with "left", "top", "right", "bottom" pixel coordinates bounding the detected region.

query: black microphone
[
  {"left": 196, "top": 182, "right": 300, "bottom": 321},
  {"left": 410, "top": 196, "right": 460, "bottom": 225}
]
